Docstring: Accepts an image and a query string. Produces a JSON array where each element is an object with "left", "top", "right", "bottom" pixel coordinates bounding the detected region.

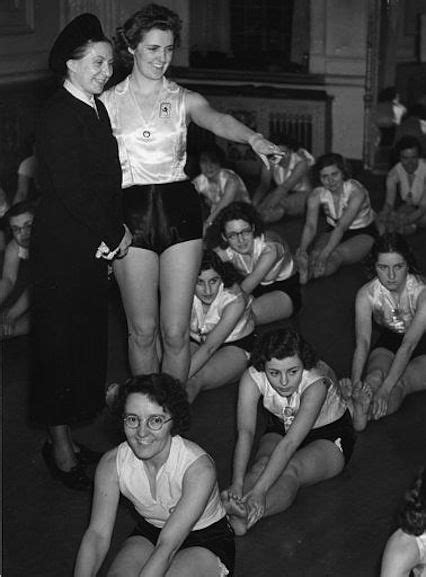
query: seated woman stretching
[
  {"left": 296, "top": 153, "right": 377, "bottom": 284},
  {"left": 209, "top": 202, "right": 301, "bottom": 325},
  {"left": 74, "top": 373, "right": 235, "bottom": 577},
  {"left": 222, "top": 328, "right": 354, "bottom": 535},
  {"left": 349, "top": 233, "right": 426, "bottom": 431},
  {"left": 187, "top": 249, "right": 256, "bottom": 403},
  {"left": 192, "top": 143, "right": 250, "bottom": 231},
  {"left": 253, "top": 137, "right": 314, "bottom": 224},
  {"left": 376, "top": 136, "right": 426, "bottom": 236},
  {"left": 380, "top": 466, "right": 426, "bottom": 577}
]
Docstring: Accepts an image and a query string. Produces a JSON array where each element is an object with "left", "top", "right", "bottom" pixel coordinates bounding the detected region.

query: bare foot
[
  {"left": 338, "top": 377, "right": 353, "bottom": 401},
  {"left": 222, "top": 492, "right": 249, "bottom": 536},
  {"left": 352, "top": 382, "right": 373, "bottom": 431}
]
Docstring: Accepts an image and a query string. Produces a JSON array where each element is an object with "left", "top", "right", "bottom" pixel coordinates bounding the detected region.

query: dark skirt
[
  {"left": 30, "top": 275, "right": 108, "bottom": 426},
  {"left": 373, "top": 324, "right": 426, "bottom": 358}
]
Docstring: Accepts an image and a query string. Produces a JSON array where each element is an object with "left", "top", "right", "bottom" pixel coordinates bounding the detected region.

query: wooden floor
[{"left": 3, "top": 206, "right": 426, "bottom": 577}]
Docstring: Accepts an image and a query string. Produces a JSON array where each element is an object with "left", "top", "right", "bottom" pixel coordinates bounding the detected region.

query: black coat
[{"left": 30, "top": 88, "right": 124, "bottom": 426}]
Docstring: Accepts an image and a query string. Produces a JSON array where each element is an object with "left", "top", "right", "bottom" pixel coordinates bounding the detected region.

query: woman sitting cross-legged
[
  {"left": 74, "top": 373, "right": 235, "bottom": 577},
  {"left": 222, "top": 328, "right": 355, "bottom": 536},
  {"left": 348, "top": 233, "right": 426, "bottom": 431},
  {"left": 296, "top": 153, "right": 377, "bottom": 284},
  {"left": 208, "top": 202, "right": 301, "bottom": 325},
  {"left": 186, "top": 249, "right": 256, "bottom": 403}
]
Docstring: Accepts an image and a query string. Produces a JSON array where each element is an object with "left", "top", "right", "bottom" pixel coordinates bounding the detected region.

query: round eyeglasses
[
  {"left": 225, "top": 227, "right": 253, "bottom": 242},
  {"left": 123, "top": 414, "right": 173, "bottom": 431}
]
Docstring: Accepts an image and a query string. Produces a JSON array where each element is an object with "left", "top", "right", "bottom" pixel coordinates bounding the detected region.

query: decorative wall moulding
[{"left": 0, "top": 0, "right": 35, "bottom": 36}]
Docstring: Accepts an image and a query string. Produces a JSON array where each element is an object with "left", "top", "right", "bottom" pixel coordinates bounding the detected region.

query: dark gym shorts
[
  {"left": 326, "top": 221, "right": 378, "bottom": 243},
  {"left": 122, "top": 180, "right": 203, "bottom": 254},
  {"left": 373, "top": 324, "right": 426, "bottom": 358},
  {"left": 264, "top": 409, "right": 355, "bottom": 464},
  {"left": 252, "top": 273, "right": 302, "bottom": 314},
  {"left": 131, "top": 515, "right": 235, "bottom": 574}
]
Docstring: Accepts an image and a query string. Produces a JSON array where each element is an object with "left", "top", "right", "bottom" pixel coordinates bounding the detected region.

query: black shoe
[
  {"left": 41, "top": 442, "right": 92, "bottom": 491},
  {"left": 74, "top": 442, "right": 103, "bottom": 466}
]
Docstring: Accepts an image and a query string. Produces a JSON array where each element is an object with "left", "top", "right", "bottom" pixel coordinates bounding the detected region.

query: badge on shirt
[{"left": 159, "top": 102, "right": 171, "bottom": 118}]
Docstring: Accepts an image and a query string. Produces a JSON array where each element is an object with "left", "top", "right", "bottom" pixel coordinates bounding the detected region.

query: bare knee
[
  {"left": 365, "top": 368, "right": 384, "bottom": 391},
  {"left": 128, "top": 318, "right": 158, "bottom": 350},
  {"left": 161, "top": 322, "right": 189, "bottom": 354}
]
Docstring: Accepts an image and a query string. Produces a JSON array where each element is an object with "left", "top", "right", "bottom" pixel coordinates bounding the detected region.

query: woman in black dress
[{"left": 31, "top": 14, "right": 131, "bottom": 490}]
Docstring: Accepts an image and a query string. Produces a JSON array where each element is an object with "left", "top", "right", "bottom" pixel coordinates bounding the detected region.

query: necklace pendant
[{"left": 142, "top": 130, "right": 151, "bottom": 140}]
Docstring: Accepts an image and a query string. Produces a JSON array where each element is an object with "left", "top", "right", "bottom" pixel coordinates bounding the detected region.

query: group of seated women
[{"left": 75, "top": 226, "right": 426, "bottom": 576}]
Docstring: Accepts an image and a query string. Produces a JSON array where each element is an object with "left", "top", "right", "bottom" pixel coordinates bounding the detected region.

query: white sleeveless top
[
  {"left": 387, "top": 159, "right": 426, "bottom": 206},
  {"left": 192, "top": 168, "right": 250, "bottom": 208},
  {"left": 217, "top": 234, "right": 294, "bottom": 286},
  {"left": 190, "top": 283, "right": 255, "bottom": 344},
  {"left": 101, "top": 77, "right": 189, "bottom": 187},
  {"left": 366, "top": 273, "right": 426, "bottom": 334},
  {"left": 318, "top": 179, "right": 375, "bottom": 230},
  {"left": 272, "top": 149, "right": 314, "bottom": 193},
  {"left": 116, "top": 435, "right": 225, "bottom": 529},
  {"left": 248, "top": 361, "right": 346, "bottom": 431}
]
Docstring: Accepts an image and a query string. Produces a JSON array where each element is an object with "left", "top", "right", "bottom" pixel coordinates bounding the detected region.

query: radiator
[{"left": 268, "top": 112, "right": 313, "bottom": 152}]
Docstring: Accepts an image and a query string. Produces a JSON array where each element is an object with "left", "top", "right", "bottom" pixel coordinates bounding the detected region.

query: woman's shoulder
[{"left": 176, "top": 436, "right": 208, "bottom": 463}]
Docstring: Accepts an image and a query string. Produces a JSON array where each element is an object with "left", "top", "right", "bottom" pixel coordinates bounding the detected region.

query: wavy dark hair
[
  {"left": 5, "top": 201, "right": 35, "bottom": 224},
  {"left": 206, "top": 201, "right": 265, "bottom": 250},
  {"left": 250, "top": 328, "right": 318, "bottom": 372},
  {"left": 199, "top": 249, "right": 244, "bottom": 287},
  {"left": 399, "top": 467, "right": 426, "bottom": 536},
  {"left": 312, "top": 152, "right": 351, "bottom": 186},
  {"left": 113, "top": 373, "right": 190, "bottom": 436},
  {"left": 114, "top": 3, "right": 182, "bottom": 70},
  {"left": 394, "top": 135, "right": 421, "bottom": 158},
  {"left": 365, "top": 232, "right": 421, "bottom": 278}
]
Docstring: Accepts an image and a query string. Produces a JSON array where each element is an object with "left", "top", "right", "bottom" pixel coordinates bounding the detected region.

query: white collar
[{"left": 63, "top": 79, "right": 98, "bottom": 113}]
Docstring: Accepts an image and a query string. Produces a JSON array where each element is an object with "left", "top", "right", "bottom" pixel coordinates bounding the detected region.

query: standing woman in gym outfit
[
  {"left": 31, "top": 14, "right": 131, "bottom": 490},
  {"left": 101, "top": 3, "right": 282, "bottom": 381}
]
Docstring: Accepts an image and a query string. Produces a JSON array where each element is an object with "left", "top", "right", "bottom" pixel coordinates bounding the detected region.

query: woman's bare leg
[
  {"left": 186, "top": 346, "right": 248, "bottom": 403},
  {"left": 252, "top": 291, "right": 294, "bottom": 325},
  {"left": 322, "top": 234, "right": 375, "bottom": 278},
  {"left": 107, "top": 536, "right": 154, "bottom": 577},
  {"left": 167, "top": 547, "right": 227, "bottom": 577},
  {"left": 113, "top": 248, "right": 160, "bottom": 375},
  {"left": 160, "top": 239, "right": 202, "bottom": 382}
]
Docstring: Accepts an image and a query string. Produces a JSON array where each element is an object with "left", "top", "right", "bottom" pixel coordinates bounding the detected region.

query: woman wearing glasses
[
  {"left": 208, "top": 202, "right": 301, "bottom": 325},
  {"left": 74, "top": 373, "right": 235, "bottom": 577}
]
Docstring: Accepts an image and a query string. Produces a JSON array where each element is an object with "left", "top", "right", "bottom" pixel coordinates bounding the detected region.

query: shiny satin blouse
[
  {"left": 190, "top": 283, "right": 254, "bottom": 344},
  {"left": 366, "top": 273, "right": 426, "bottom": 334},
  {"left": 216, "top": 234, "right": 295, "bottom": 286},
  {"left": 318, "top": 179, "right": 375, "bottom": 230},
  {"left": 101, "top": 77, "right": 189, "bottom": 186},
  {"left": 248, "top": 361, "right": 346, "bottom": 431}
]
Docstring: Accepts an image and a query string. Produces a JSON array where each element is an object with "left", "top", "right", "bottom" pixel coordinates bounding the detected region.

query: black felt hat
[{"left": 49, "top": 13, "right": 106, "bottom": 77}]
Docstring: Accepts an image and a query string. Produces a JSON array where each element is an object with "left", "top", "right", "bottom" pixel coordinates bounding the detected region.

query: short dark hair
[
  {"left": 199, "top": 249, "right": 244, "bottom": 287},
  {"left": 312, "top": 153, "right": 351, "bottom": 185},
  {"left": 115, "top": 2, "right": 182, "bottom": 69},
  {"left": 394, "top": 136, "right": 421, "bottom": 158},
  {"left": 399, "top": 467, "right": 426, "bottom": 536},
  {"left": 366, "top": 232, "right": 421, "bottom": 277},
  {"left": 5, "top": 201, "right": 35, "bottom": 225},
  {"left": 250, "top": 328, "right": 319, "bottom": 372},
  {"left": 198, "top": 143, "right": 226, "bottom": 167},
  {"left": 114, "top": 373, "right": 190, "bottom": 436},
  {"left": 206, "top": 201, "right": 264, "bottom": 250}
]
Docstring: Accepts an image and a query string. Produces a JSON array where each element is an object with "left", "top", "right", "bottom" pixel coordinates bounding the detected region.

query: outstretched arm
[
  {"left": 227, "top": 370, "right": 262, "bottom": 497},
  {"left": 74, "top": 450, "right": 120, "bottom": 577},
  {"left": 298, "top": 189, "right": 321, "bottom": 253},
  {"left": 139, "top": 455, "right": 216, "bottom": 577},
  {"left": 351, "top": 286, "right": 373, "bottom": 386},
  {"left": 186, "top": 91, "right": 282, "bottom": 167}
]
